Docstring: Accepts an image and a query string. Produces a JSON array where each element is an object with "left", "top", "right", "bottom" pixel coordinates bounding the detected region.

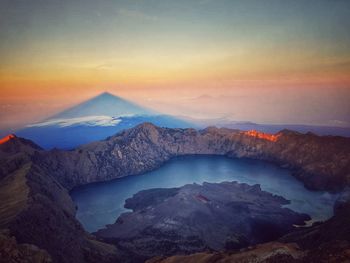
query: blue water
[{"left": 70, "top": 155, "right": 339, "bottom": 232}]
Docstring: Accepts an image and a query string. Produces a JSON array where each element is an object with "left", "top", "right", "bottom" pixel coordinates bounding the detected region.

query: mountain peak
[
  {"left": 136, "top": 122, "right": 158, "bottom": 131},
  {"left": 50, "top": 92, "right": 155, "bottom": 119},
  {"left": 0, "top": 134, "right": 42, "bottom": 153},
  {"left": 277, "top": 129, "right": 301, "bottom": 136},
  {"left": 96, "top": 91, "right": 116, "bottom": 98},
  {"left": 90, "top": 92, "right": 125, "bottom": 102},
  {"left": 100, "top": 91, "right": 113, "bottom": 95},
  {"left": 0, "top": 134, "right": 16, "bottom": 145}
]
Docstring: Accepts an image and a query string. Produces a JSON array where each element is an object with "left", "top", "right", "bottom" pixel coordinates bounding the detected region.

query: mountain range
[{"left": 182, "top": 117, "right": 350, "bottom": 137}]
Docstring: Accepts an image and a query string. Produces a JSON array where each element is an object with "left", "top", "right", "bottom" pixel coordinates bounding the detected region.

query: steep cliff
[{"left": 38, "top": 123, "right": 350, "bottom": 191}]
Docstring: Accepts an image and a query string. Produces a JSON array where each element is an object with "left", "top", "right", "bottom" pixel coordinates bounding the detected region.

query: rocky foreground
[
  {"left": 96, "top": 182, "right": 309, "bottom": 262},
  {"left": 147, "top": 188, "right": 350, "bottom": 263},
  {"left": 0, "top": 123, "right": 349, "bottom": 263}
]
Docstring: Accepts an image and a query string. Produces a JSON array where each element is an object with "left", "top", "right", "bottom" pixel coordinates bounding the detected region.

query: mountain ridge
[{"left": 31, "top": 122, "right": 350, "bottom": 192}]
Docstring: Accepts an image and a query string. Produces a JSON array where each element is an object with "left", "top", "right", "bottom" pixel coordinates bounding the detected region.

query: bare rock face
[
  {"left": 95, "top": 182, "right": 310, "bottom": 262},
  {"left": 36, "top": 123, "right": 350, "bottom": 192}
]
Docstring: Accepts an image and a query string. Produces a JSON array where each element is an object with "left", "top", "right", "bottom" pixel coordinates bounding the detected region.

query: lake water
[{"left": 71, "top": 155, "right": 339, "bottom": 232}]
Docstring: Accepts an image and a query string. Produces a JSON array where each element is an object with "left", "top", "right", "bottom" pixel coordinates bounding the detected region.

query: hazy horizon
[
  {"left": 1, "top": 89, "right": 349, "bottom": 132},
  {"left": 1, "top": 0, "right": 350, "bottom": 129}
]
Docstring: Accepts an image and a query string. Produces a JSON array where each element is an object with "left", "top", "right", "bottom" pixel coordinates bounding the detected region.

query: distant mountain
[
  {"left": 51, "top": 92, "right": 155, "bottom": 119},
  {"left": 223, "top": 122, "right": 350, "bottom": 137},
  {"left": 17, "top": 92, "right": 349, "bottom": 149},
  {"left": 17, "top": 92, "right": 192, "bottom": 149},
  {"left": 181, "top": 117, "right": 350, "bottom": 137}
]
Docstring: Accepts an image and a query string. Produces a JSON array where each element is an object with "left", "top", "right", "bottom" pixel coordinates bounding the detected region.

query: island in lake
[{"left": 96, "top": 181, "right": 310, "bottom": 262}]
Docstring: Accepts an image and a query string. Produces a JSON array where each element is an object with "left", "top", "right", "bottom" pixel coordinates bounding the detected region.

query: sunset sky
[{"left": 1, "top": 0, "right": 350, "bottom": 130}]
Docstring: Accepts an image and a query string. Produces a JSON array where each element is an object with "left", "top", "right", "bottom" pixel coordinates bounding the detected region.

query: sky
[{"left": 0, "top": 0, "right": 350, "bottom": 129}]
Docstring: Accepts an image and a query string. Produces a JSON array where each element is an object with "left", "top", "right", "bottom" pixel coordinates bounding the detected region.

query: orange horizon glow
[{"left": 1, "top": 0, "right": 350, "bottom": 130}]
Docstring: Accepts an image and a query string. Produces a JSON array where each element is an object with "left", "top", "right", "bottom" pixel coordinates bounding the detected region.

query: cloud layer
[{"left": 28, "top": 115, "right": 122, "bottom": 128}]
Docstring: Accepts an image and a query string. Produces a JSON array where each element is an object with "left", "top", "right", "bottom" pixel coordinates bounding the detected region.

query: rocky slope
[
  {"left": 0, "top": 123, "right": 349, "bottom": 263},
  {"left": 146, "top": 242, "right": 305, "bottom": 263},
  {"left": 0, "top": 137, "right": 122, "bottom": 263},
  {"left": 37, "top": 123, "right": 350, "bottom": 191},
  {"left": 95, "top": 182, "right": 309, "bottom": 262},
  {"left": 146, "top": 189, "right": 350, "bottom": 263},
  {"left": 0, "top": 135, "right": 42, "bottom": 180},
  {"left": 0, "top": 229, "right": 52, "bottom": 263}
]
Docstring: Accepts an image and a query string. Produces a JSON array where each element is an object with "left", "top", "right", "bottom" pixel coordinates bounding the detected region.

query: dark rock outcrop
[
  {"left": 145, "top": 189, "right": 350, "bottom": 263},
  {"left": 0, "top": 229, "right": 52, "bottom": 263},
  {"left": 0, "top": 139, "right": 121, "bottom": 263},
  {"left": 279, "top": 187, "right": 350, "bottom": 261},
  {"left": 95, "top": 182, "right": 310, "bottom": 262},
  {"left": 0, "top": 135, "right": 42, "bottom": 180},
  {"left": 146, "top": 242, "right": 305, "bottom": 263}
]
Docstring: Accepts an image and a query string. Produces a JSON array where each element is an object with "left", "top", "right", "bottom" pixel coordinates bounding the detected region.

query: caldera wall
[{"left": 37, "top": 123, "right": 350, "bottom": 192}]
